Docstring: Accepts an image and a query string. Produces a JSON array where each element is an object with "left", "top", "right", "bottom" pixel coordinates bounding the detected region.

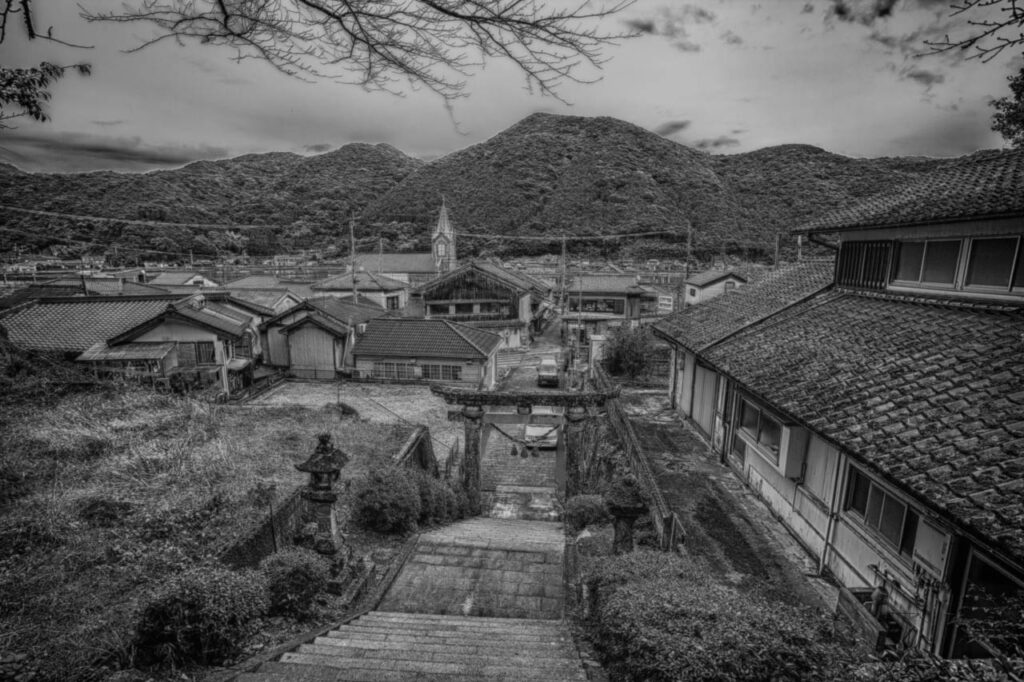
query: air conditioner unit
[
  {"left": 912, "top": 520, "right": 950, "bottom": 579},
  {"left": 777, "top": 426, "right": 808, "bottom": 479}
]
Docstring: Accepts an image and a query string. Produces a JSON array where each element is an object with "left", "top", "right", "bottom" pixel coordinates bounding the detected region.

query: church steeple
[{"left": 432, "top": 196, "right": 456, "bottom": 273}]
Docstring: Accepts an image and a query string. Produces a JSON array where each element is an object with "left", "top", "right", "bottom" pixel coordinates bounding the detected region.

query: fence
[{"left": 592, "top": 362, "right": 684, "bottom": 551}]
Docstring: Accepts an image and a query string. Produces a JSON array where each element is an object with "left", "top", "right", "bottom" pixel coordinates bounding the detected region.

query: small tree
[
  {"left": 603, "top": 325, "right": 655, "bottom": 379},
  {"left": 991, "top": 67, "right": 1024, "bottom": 149}
]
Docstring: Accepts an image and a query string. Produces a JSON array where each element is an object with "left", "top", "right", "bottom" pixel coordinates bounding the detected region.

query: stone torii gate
[{"left": 431, "top": 385, "right": 618, "bottom": 514}]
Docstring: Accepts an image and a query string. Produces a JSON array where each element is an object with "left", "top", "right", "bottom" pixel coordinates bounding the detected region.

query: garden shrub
[
  {"left": 585, "top": 551, "right": 860, "bottom": 682},
  {"left": 565, "top": 494, "right": 610, "bottom": 533},
  {"left": 352, "top": 466, "right": 421, "bottom": 533},
  {"left": 260, "top": 547, "right": 331, "bottom": 618},
  {"left": 134, "top": 565, "right": 268, "bottom": 667},
  {"left": 603, "top": 326, "right": 655, "bottom": 378},
  {"left": 411, "top": 470, "right": 463, "bottom": 525}
]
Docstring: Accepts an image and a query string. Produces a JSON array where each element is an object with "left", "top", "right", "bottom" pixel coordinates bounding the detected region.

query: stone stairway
[
  {"left": 236, "top": 518, "right": 587, "bottom": 681},
  {"left": 378, "top": 518, "right": 565, "bottom": 619},
  {"left": 480, "top": 424, "right": 562, "bottom": 521}
]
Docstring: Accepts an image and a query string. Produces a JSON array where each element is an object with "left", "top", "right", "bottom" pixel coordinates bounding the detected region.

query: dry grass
[{"left": 0, "top": 386, "right": 410, "bottom": 681}]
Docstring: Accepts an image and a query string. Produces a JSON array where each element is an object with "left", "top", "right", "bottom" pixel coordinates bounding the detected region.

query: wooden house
[
  {"left": 653, "top": 149, "right": 1024, "bottom": 659},
  {"left": 682, "top": 269, "right": 747, "bottom": 306},
  {"left": 563, "top": 274, "right": 668, "bottom": 342},
  {"left": 310, "top": 271, "right": 409, "bottom": 310},
  {"left": 260, "top": 297, "right": 387, "bottom": 379},
  {"left": 351, "top": 318, "right": 502, "bottom": 389},
  {"left": 415, "top": 261, "right": 553, "bottom": 349}
]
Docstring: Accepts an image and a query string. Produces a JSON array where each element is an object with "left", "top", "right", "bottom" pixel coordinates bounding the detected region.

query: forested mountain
[{"left": 0, "top": 113, "right": 962, "bottom": 263}]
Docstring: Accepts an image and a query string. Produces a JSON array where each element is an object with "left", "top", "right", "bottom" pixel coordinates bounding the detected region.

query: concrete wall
[{"left": 684, "top": 277, "right": 743, "bottom": 306}]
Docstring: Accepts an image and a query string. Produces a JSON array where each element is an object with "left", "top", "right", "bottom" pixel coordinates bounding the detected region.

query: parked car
[{"left": 536, "top": 357, "right": 559, "bottom": 387}]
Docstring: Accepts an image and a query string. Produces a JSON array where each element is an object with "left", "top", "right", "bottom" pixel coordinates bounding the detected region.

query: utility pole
[
  {"left": 797, "top": 235, "right": 803, "bottom": 263},
  {"left": 378, "top": 237, "right": 383, "bottom": 274},
  {"left": 685, "top": 221, "right": 692, "bottom": 279},
  {"left": 349, "top": 214, "right": 358, "bottom": 302},
  {"left": 560, "top": 236, "right": 567, "bottom": 313},
  {"left": 774, "top": 233, "right": 781, "bottom": 270}
]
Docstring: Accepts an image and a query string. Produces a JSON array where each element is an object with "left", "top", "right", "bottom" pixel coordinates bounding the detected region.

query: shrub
[
  {"left": 134, "top": 566, "right": 268, "bottom": 667},
  {"left": 411, "top": 470, "right": 462, "bottom": 525},
  {"left": 603, "top": 326, "right": 655, "bottom": 378},
  {"left": 261, "top": 547, "right": 331, "bottom": 618},
  {"left": 585, "top": 551, "right": 861, "bottom": 681},
  {"left": 352, "top": 467, "right": 421, "bottom": 533},
  {"left": 565, "top": 494, "right": 610, "bottom": 533}
]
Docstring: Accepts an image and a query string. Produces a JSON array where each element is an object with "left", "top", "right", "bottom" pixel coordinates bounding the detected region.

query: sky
[{"left": 0, "top": 0, "right": 1021, "bottom": 173}]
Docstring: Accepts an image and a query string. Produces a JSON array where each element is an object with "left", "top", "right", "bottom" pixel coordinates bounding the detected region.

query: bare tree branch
[
  {"left": 79, "top": 0, "right": 635, "bottom": 102},
  {"left": 923, "top": 0, "right": 1024, "bottom": 62}
]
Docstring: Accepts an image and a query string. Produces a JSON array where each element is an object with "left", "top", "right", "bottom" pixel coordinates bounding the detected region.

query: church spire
[{"left": 432, "top": 196, "right": 456, "bottom": 273}]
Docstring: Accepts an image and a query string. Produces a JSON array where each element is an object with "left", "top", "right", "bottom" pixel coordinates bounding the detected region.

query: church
[{"left": 350, "top": 200, "right": 457, "bottom": 287}]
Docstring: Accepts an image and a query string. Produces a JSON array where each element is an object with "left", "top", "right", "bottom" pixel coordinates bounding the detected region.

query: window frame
[
  {"left": 733, "top": 396, "right": 784, "bottom": 466},
  {"left": 963, "top": 235, "right": 1023, "bottom": 292},
  {"left": 889, "top": 234, "right": 1024, "bottom": 297},
  {"left": 892, "top": 239, "right": 962, "bottom": 288},
  {"left": 845, "top": 466, "right": 918, "bottom": 559}
]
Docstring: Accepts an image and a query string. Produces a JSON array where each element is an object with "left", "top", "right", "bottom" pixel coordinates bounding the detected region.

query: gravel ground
[{"left": 248, "top": 381, "right": 463, "bottom": 462}]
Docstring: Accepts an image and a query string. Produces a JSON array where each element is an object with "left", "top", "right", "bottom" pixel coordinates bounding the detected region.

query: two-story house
[
  {"left": 415, "top": 261, "right": 552, "bottom": 348},
  {"left": 654, "top": 149, "right": 1024, "bottom": 659}
]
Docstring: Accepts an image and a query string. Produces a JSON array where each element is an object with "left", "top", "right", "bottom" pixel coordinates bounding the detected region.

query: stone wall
[{"left": 220, "top": 487, "right": 308, "bottom": 569}]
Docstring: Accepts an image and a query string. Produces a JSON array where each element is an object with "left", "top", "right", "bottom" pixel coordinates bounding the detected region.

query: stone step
[
  {"left": 483, "top": 487, "right": 562, "bottom": 521},
  {"left": 278, "top": 652, "right": 587, "bottom": 678},
  {"left": 301, "top": 640, "right": 575, "bottom": 663},
  {"left": 361, "top": 610, "right": 565, "bottom": 626},
  {"left": 318, "top": 635, "right": 573, "bottom": 652},
  {"left": 242, "top": 659, "right": 587, "bottom": 682},
  {"left": 332, "top": 622, "right": 568, "bottom": 638}
]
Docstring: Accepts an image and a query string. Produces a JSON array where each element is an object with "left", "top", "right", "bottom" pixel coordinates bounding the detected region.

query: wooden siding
[{"left": 289, "top": 326, "right": 338, "bottom": 379}]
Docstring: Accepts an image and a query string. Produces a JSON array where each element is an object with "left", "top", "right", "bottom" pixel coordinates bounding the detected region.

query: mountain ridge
[{"left": 0, "top": 113, "right": 970, "bottom": 262}]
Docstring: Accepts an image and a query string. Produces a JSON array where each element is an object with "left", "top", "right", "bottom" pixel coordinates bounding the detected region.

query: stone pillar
[
  {"left": 462, "top": 405, "right": 484, "bottom": 516},
  {"left": 564, "top": 405, "right": 587, "bottom": 497}
]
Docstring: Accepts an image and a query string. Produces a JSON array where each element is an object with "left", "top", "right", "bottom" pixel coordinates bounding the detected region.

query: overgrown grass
[{"left": 0, "top": 386, "right": 409, "bottom": 681}]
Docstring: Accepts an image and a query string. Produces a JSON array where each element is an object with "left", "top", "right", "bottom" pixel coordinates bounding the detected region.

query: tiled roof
[
  {"left": 307, "top": 297, "right": 388, "bottom": 326},
  {"left": 279, "top": 312, "right": 350, "bottom": 338},
  {"left": 354, "top": 252, "right": 437, "bottom": 274},
  {"left": 796, "top": 149, "right": 1024, "bottom": 234},
  {"left": 685, "top": 269, "right": 746, "bottom": 287},
  {"left": 704, "top": 290, "right": 1024, "bottom": 564},
  {"left": 352, "top": 318, "right": 501, "bottom": 360},
  {"left": 653, "top": 261, "right": 834, "bottom": 352},
  {"left": 416, "top": 261, "right": 546, "bottom": 297},
  {"left": 167, "top": 300, "right": 250, "bottom": 337},
  {"left": 149, "top": 271, "right": 213, "bottom": 286},
  {"left": 0, "top": 286, "right": 82, "bottom": 310},
  {"left": 312, "top": 271, "right": 408, "bottom": 292},
  {"left": 224, "top": 276, "right": 313, "bottom": 299},
  {"left": 0, "top": 296, "right": 178, "bottom": 353}
]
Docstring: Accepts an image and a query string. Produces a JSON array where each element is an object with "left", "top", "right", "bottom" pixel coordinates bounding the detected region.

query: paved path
[{"left": 617, "top": 388, "right": 839, "bottom": 609}]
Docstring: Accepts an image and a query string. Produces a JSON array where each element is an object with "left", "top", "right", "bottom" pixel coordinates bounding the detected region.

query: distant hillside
[{"left": 0, "top": 114, "right": 963, "bottom": 263}]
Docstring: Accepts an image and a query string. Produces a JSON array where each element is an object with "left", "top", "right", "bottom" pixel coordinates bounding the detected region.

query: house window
[
  {"left": 965, "top": 237, "right": 1020, "bottom": 289},
  {"left": 846, "top": 467, "right": 918, "bottom": 556},
  {"left": 372, "top": 362, "right": 415, "bottom": 379},
  {"left": 724, "top": 281, "right": 736, "bottom": 292},
  {"left": 421, "top": 364, "right": 462, "bottom": 381},
  {"left": 893, "top": 240, "right": 960, "bottom": 285},
  {"left": 437, "top": 242, "right": 447, "bottom": 257},
  {"left": 689, "top": 287, "right": 697, "bottom": 297},
  {"left": 386, "top": 295, "right": 400, "bottom": 310},
  {"left": 735, "top": 397, "right": 782, "bottom": 464},
  {"left": 837, "top": 240, "right": 892, "bottom": 290}
]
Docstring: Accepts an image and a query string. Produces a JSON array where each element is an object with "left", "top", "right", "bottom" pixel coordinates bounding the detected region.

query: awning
[
  {"left": 226, "top": 358, "right": 252, "bottom": 371},
  {"left": 77, "top": 341, "right": 176, "bottom": 362}
]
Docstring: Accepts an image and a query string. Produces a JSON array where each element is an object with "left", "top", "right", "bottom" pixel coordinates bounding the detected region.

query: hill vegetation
[{"left": 0, "top": 113, "right": 961, "bottom": 263}]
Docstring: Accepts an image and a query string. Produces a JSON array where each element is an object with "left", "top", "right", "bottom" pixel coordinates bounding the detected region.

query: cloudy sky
[{"left": 0, "top": 0, "right": 1020, "bottom": 173}]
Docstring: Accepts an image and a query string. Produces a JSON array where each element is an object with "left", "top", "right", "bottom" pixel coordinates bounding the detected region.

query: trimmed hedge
[
  {"left": 353, "top": 467, "right": 469, "bottom": 533},
  {"left": 261, "top": 547, "right": 331, "bottom": 618},
  {"left": 134, "top": 565, "right": 268, "bottom": 666},
  {"left": 585, "top": 551, "right": 861, "bottom": 681}
]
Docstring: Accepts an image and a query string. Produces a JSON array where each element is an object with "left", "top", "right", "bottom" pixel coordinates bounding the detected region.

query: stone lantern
[
  {"left": 295, "top": 433, "right": 349, "bottom": 556},
  {"left": 605, "top": 474, "right": 648, "bottom": 555}
]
